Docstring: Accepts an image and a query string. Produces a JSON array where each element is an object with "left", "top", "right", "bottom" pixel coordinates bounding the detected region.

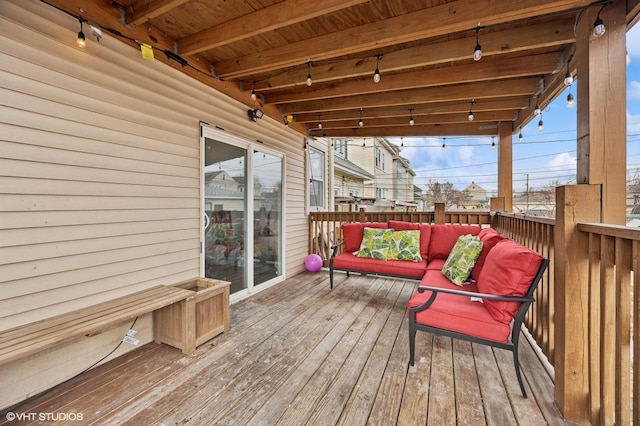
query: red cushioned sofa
[{"left": 329, "top": 220, "right": 549, "bottom": 397}]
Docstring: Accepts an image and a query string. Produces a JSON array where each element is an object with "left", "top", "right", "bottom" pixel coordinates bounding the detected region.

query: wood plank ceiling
[{"left": 48, "top": 0, "right": 631, "bottom": 138}]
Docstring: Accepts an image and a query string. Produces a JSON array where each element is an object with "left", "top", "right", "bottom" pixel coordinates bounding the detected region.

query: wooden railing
[
  {"left": 491, "top": 213, "right": 556, "bottom": 367},
  {"left": 575, "top": 222, "right": 639, "bottom": 425}
]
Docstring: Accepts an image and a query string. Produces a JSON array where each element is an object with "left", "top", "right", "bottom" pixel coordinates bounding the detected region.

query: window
[
  {"left": 334, "top": 139, "right": 346, "bottom": 157},
  {"left": 375, "top": 147, "right": 385, "bottom": 170},
  {"left": 376, "top": 187, "right": 385, "bottom": 198},
  {"left": 308, "top": 146, "right": 326, "bottom": 211}
]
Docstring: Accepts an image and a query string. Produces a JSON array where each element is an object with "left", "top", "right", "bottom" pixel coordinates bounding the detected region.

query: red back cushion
[
  {"left": 342, "top": 222, "right": 387, "bottom": 252},
  {"left": 388, "top": 221, "right": 431, "bottom": 258},
  {"left": 476, "top": 240, "right": 543, "bottom": 324},
  {"left": 428, "top": 225, "right": 481, "bottom": 260},
  {"left": 470, "top": 228, "right": 508, "bottom": 281}
]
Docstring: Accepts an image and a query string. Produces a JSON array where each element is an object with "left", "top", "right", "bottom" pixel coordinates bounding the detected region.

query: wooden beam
[
  {"left": 315, "top": 111, "right": 515, "bottom": 129},
  {"left": 265, "top": 53, "right": 560, "bottom": 104},
  {"left": 251, "top": 17, "right": 575, "bottom": 92},
  {"left": 126, "top": 0, "right": 190, "bottom": 26},
  {"left": 214, "top": 0, "right": 591, "bottom": 79},
  {"left": 497, "top": 121, "right": 513, "bottom": 212},
  {"left": 309, "top": 122, "right": 499, "bottom": 138},
  {"left": 281, "top": 78, "right": 540, "bottom": 114},
  {"left": 576, "top": 0, "right": 627, "bottom": 225},
  {"left": 177, "top": 0, "right": 369, "bottom": 56},
  {"left": 294, "top": 97, "right": 527, "bottom": 123},
  {"left": 628, "top": 0, "right": 640, "bottom": 26}
]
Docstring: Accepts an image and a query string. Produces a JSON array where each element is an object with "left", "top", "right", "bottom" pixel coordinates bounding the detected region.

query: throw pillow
[
  {"left": 441, "top": 235, "right": 483, "bottom": 286},
  {"left": 387, "top": 230, "right": 422, "bottom": 262},
  {"left": 357, "top": 227, "right": 393, "bottom": 260}
]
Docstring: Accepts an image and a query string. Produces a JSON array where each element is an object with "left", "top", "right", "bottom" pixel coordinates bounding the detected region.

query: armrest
[
  {"left": 409, "top": 284, "right": 533, "bottom": 314},
  {"left": 330, "top": 241, "right": 344, "bottom": 258}
]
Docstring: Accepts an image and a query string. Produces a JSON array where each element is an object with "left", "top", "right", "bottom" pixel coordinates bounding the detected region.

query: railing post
[
  {"left": 554, "top": 184, "right": 601, "bottom": 424},
  {"left": 358, "top": 207, "right": 366, "bottom": 223},
  {"left": 433, "top": 203, "right": 445, "bottom": 224},
  {"left": 490, "top": 197, "right": 505, "bottom": 212}
]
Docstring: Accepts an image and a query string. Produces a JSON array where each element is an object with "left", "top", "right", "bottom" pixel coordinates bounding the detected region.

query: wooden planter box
[{"left": 154, "top": 278, "right": 230, "bottom": 354}]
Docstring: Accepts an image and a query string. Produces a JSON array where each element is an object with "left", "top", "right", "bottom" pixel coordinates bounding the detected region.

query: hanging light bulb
[
  {"left": 409, "top": 108, "right": 415, "bottom": 126},
  {"left": 491, "top": 137, "right": 496, "bottom": 150},
  {"left": 593, "top": 5, "right": 606, "bottom": 38},
  {"left": 251, "top": 82, "right": 257, "bottom": 101},
  {"left": 468, "top": 100, "right": 475, "bottom": 121},
  {"left": 518, "top": 128, "right": 523, "bottom": 142},
  {"left": 564, "top": 70, "right": 573, "bottom": 86},
  {"left": 317, "top": 114, "right": 322, "bottom": 129},
  {"left": 473, "top": 25, "right": 482, "bottom": 61},
  {"left": 538, "top": 114, "right": 544, "bottom": 131},
  {"left": 76, "top": 17, "right": 86, "bottom": 48},
  {"left": 534, "top": 100, "right": 541, "bottom": 116},
  {"left": 306, "top": 61, "right": 312, "bottom": 86},
  {"left": 400, "top": 137, "right": 404, "bottom": 147},
  {"left": 566, "top": 92, "right": 574, "bottom": 108},
  {"left": 442, "top": 138, "right": 446, "bottom": 150},
  {"left": 358, "top": 109, "right": 364, "bottom": 127},
  {"left": 373, "top": 54, "right": 382, "bottom": 83}
]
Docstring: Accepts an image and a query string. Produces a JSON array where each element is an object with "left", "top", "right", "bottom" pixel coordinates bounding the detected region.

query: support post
[
  {"left": 434, "top": 202, "right": 445, "bottom": 224},
  {"left": 490, "top": 197, "right": 505, "bottom": 212},
  {"left": 554, "top": 184, "right": 601, "bottom": 424},
  {"left": 497, "top": 122, "right": 513, "bottom": 212}
]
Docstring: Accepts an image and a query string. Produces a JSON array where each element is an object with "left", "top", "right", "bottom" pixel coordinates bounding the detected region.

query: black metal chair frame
[{"left": 408, "top": 258, "right": 549, "bottom": 398}]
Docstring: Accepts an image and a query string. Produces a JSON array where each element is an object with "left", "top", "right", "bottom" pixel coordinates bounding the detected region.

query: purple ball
[{"left": 304, "top": 254, "right": 323, "bottom": 272}]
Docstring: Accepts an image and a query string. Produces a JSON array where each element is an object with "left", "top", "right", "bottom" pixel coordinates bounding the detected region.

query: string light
[
  {"left": 563, "top": 54, "right": 573, "bottom": 86},
  {"left": 518, "top": 127, "right": 523, "bottom": 142},
  {"left": 442, "top": 137, "right": 446, "bottom": 150},
  {"left": 400, "top": 137, "right": 404, "bottom": 147},
  {"left": 317, "top": 114, "right": 322, "bottom": 129},
  {"left": 468, "top": 100, "right": 475, "bottom": 121},
  {"left": 593, "top": 4, "right": 607, "bottom": 37},
  {"left": 534, "top": 97, "right": 541, "bottom": 116},
  {"left": 538, "top": 113, "right": 544, "bottom": 131},
  {"left": 251, "top": 81, "right": 257, "bottom": 101},
  {"left": 491, "top": 136, "right": 496, "bottom": 150},
  {"left": 306, "top": 61, "right": 312, "bottom": 86},
  {"left": 473, "top": 25, "right": 482, "bottom": 61},
  {"left": 373, "top": 54, "right": 382, "bottom": 83},
  {"left": 358, "top": 109, "right": 364, "bottom": 127},
  {"left": 409, "top": 108, "right": 415, "bottom": 126},
  {"left": 566, "top": 91, "right": 574, "bottom": 108},
  {"left": 76, "top": 17, "right": 86, "bottom": 48}
]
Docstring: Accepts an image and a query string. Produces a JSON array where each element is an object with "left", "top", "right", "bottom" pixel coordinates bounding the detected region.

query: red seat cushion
[
  {"left": 331, "top": 253, "right": 427, "bottom": 278},
  {"left": 408, "top": 271, "right": 511, "bottom": 343},
  {"left": 470, "top": 227, "right": 508, "bottom": 281},
  {"left": 342, "top": 222, "right": 387, "bottom": 253},
  {"left": 428, "top": 225, "right": 481, "bottom": 260},
  {"left": 476, "top": 240, "right": 543, "bottom": 324}
]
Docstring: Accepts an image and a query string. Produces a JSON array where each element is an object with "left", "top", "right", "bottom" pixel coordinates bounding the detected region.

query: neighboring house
[
  {"left": 460, "top": 181, "right": 489, "bottom": 210},
  {"left": 343, "top": 137, "right": 416, "bottom": 211},
  {"left": 332, "top": 152, "right": 376, "bottom": 212}
]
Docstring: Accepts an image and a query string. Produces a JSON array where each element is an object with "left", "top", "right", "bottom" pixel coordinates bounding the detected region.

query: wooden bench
[{"left": 0, "top": 285, "right": 195, "bottom": 366}]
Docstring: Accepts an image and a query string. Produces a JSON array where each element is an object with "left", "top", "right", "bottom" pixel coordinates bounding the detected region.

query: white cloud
[
  {"left": 628, "top": 24, "right": 640, "bottom": 61},
  {"left": 547, "top": 152, "right": 576, "bottom": 170},
  {"left": 629, "top": 81, "right": 640, "bottom": 100}
]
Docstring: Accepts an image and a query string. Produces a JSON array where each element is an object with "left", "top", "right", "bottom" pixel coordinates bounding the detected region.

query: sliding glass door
[{"left": 201, "top": 127, "right": 283, "bottom": 296}]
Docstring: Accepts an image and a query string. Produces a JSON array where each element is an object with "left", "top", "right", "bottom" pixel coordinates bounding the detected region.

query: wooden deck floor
[{"left": 2, "top": 272, "right": 568, "bottom": 425}]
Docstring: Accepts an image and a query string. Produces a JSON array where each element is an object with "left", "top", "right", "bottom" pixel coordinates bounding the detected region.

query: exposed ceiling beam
[
  {"left": 126, "top": 0, "right": 191, "bottom": 26},
  {"left": 294, "top": 97, "right": 528, "bottom": 123},
  {"left": 314, "top": 111, "right": 516, "bottom": 130},
  {"left": 214, "top": 0, "right": 591, "bottom": 79},
  {"left": 250, "top": 17, "right": 575, "bottom": 92},
  {"left": 265, "top": 53, "right": 560, "bottom": 104},
  {"left": 281, "top": 78, "right": 540, "bottom": 114},
  {"left": 177, "top": 0, "right": 369, "bottom": 56},
  {"left": 309, "top": 123, "right": 500, "bottom": 138}
]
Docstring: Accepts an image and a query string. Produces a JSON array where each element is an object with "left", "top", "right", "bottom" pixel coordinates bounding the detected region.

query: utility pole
[{"left": 526, "top": 174, "right": 530, "bottom": 213}]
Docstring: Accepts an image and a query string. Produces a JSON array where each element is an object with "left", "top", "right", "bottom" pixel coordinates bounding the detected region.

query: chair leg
[
  {"left": 329, "top": 266, "right": 334, "bottom": 289},
  {"left": 513, "top": 347, "right": 527, "bottom": 398},
  {"left": 408, "top": 315, "right": 416, "bottom": 366}
]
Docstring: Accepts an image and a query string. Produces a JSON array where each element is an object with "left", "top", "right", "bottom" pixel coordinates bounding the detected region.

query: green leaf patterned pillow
[
  {"left": 442, "top": 235, "right": 483, "bottom": 286},
  {"left": 388, "top": 230, "right": 422, "bottom": 262},
  {"left": 357, "top": 227, "right": 393, "bottom": 260}
]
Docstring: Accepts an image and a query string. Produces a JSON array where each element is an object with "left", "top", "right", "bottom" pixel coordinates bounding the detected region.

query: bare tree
[{"left": 424, "top": 179, "right": 470, "bottom": 209}]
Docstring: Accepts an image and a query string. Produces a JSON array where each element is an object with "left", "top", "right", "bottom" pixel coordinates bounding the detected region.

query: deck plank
[{"left": 0, "top": 272, "right": 568, "bottom": 426}]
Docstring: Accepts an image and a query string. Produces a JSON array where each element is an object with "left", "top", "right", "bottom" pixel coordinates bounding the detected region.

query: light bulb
[
  {"left": 442, "top": 143, "right": 445, "bottom": 150},
  {"left": 251, "top": 88, "right": 257, "bottom": 101},
  {"left": 373, "top": 68, "right": 381, "bottom": 83},
  {"left": 491, "top": 141, "right": 496, "bottom": 150},
  {"left": 534, "top": 104, "right": 541, "bottom": 116},
  {"left": 409, "top": 118, "right": 414, "bottom": 126},
  {"left": 306, "top": 73, "right": 312, "bottom": 86},
  {"left": 317, "top": 122, "right": 322, "bottom": 129},
  {"left": 593, "top": 17, "right": 605, "bottom": 37},
  {"left": 359, "top": 119, "right": 364, "bottom": 127},
  {"left": 468, "top": 111, "right": 474, "bottom": 121},
  {"left": 77, "top": 31, "right": 86, "bottom": 48},
  {"left": 566, "top": 92, "right": 574, "bottom": 108},
  {"left": 538, "top": 119, "right": 544, "bottom": 131},
  {"left": 518, "top": 132, "right": 523, "bottom": 142},
  {"left": 473, "top": 44, "right": 482, "bottom": 61},
  {"left": 564, "top": 71, "right": 573, "bottom": 86}
]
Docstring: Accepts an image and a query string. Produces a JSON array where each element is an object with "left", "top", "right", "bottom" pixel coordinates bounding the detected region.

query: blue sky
[{"left": 390, "top": 24, "right": 640, "bottom": 195}]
